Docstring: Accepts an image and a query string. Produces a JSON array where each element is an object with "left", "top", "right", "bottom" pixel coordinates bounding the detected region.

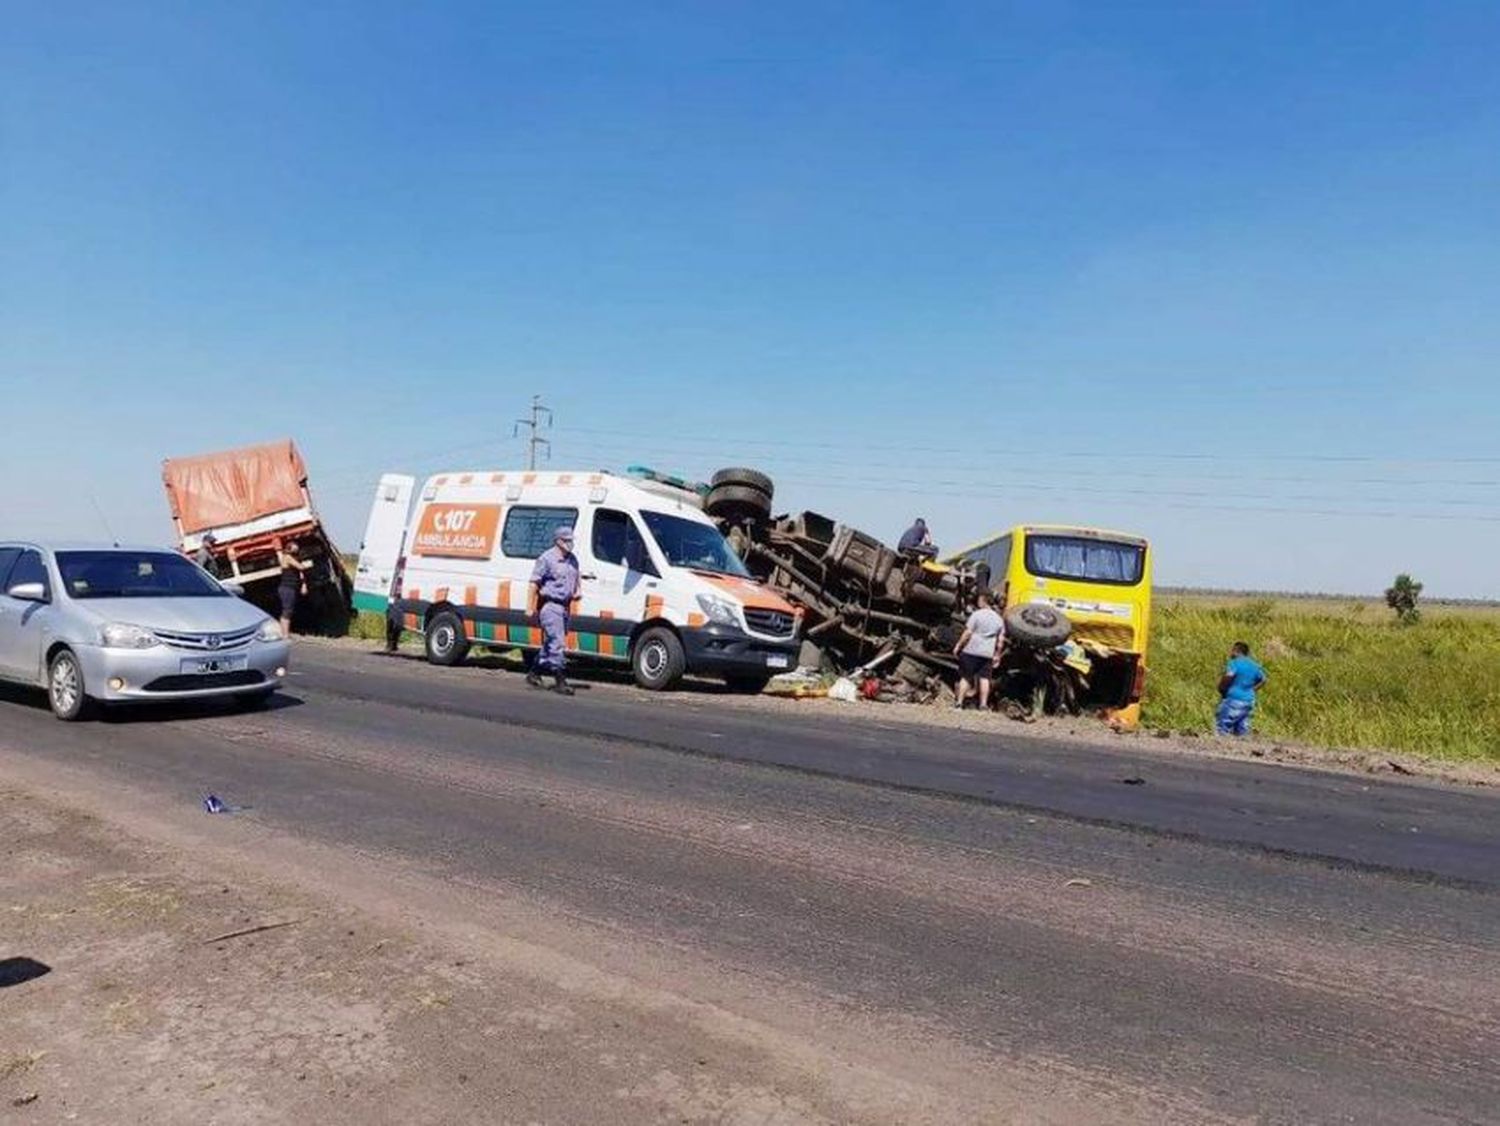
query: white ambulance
[{"left": 353, "top": 469, "right": 801, "bottom": 691}]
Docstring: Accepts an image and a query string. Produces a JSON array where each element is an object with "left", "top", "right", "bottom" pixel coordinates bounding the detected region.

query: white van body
[{"left": 354, "top": 470, "right": 801, "bottom": 690}]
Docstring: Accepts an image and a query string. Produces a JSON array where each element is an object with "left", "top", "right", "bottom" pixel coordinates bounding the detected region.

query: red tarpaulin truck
[{"left": 162, "top": 439, "right": 353, "bottom": 632}]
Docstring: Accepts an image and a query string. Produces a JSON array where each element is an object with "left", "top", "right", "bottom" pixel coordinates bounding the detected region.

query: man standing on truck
[
  {"left": 952, "top": 590, "right": 1005, "bottom": 711},
  {"left": 527, "top": 524, "right": 581, "bottom": 696},
  {"left": 1215, "top": 641, "right": 1267, "bottom": 736}
]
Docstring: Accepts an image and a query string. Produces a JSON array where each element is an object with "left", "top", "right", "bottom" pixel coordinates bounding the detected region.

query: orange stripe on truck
[{"left": 464, "top": 586, "right": 477, "bottom": 606}]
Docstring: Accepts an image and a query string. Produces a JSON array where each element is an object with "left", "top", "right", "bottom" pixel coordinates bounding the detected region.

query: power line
[{"left": 553, "top": 425, "right": 1500, "bottom": 466}]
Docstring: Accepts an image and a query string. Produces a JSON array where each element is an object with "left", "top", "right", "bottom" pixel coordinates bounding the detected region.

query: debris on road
[{"left": 203, "top": 919, "right": 301, "bottom": 945}]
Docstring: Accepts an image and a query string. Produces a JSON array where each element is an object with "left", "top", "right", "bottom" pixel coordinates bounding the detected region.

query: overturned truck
[{"left": 698, "top": 467, "right": 1147, "bottom": 723}]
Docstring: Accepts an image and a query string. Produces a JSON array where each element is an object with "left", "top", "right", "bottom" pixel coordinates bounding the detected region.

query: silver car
[{"left": 0, "top": 542, "right": 291, "bottom": 720}]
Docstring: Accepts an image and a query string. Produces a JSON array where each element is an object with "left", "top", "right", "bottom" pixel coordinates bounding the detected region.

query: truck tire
[
  {"left": 711, "top": 467, "right": 775, "bottom": 497},
  {"left": 1004, "top": 603, "right": 1073, "bottom": 649},
  {"left": 704, "top": 484, "right": 772, "bottom": 525},
  {"left": 425, "top": 609, "right": 470, "bottom": 666},
  {"left": 631, "top": 627, "right": 685, "bottom": 691}
]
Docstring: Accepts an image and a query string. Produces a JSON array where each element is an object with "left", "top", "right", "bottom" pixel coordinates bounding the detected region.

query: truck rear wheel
[
  {"left": 705, "top": 484, "right": 772, "bottom": 525},
  {"left": 711, "top": 467, "right": 775, "bottom": 497},
  {"left": 425, "top": 609, "right": 470, "bottom": 666},
  {"left": 631, "top": 627, "right": 685, "bottom": 691}
]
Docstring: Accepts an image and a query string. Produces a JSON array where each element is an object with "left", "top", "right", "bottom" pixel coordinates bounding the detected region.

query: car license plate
[
  {"left": 765, "top": 654, "right": 790, "bottom": 669},
  {"left": 180, "top": 656, "right": 248, "bottom": 675}
]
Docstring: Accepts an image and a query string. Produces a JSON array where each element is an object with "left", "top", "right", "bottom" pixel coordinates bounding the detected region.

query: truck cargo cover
[{"left": 163, "top": 440, "right": 310, "bottom": 534}]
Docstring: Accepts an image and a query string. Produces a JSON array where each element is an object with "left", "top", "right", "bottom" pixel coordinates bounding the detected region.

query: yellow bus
[{"left": 948, "top": 525, "right": 1152, "bottom": 727}]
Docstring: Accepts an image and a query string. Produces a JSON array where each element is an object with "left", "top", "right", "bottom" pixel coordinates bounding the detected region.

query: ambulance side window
[
  {"left": 591, "top": 509, "right": 657, "bottom": 577},
  {"left": 501, "top": 506, "right": 578, "bottom": 559}
]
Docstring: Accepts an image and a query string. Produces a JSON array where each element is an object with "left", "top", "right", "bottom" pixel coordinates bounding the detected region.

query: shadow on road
[
  {"left": 0, "top": 957, "right": 52, "bottom": 988},
  {"left": 365, "top": 645, "right": 745, "bottom": 695},
  {"left": 0, "top": 682, "right": 304, "bottom": 725}
]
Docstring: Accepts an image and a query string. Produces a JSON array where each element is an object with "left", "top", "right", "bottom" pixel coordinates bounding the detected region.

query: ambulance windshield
[{"left": 639, "top": 511, "right": 751, "bottom": 577}]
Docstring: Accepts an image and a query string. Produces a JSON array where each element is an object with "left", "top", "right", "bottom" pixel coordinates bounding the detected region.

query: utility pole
[{"left": 514, "top": 394, "right": 553, "bottom": 470}]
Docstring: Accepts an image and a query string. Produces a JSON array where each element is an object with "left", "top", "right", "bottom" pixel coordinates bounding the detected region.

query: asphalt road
[{"left": 3, "top": 640, "right": 1498, "bottom": 1124}]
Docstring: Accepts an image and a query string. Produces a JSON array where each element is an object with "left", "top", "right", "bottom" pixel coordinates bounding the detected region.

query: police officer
[{"left": 527, "top": 524, "right": 581, "bottom": 695}]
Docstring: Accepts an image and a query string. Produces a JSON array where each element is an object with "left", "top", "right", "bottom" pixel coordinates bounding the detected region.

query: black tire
[
  {"left": 1004, "top": 603, "right": 1073, "bottom": 649},
  {"left": 234, "top": 687, "right": 276, "bottom": 711},
  {"left": 710, "top": 467, "right": 775, "bottom": 497},
  {"left": 631, "top": 626, "right": 686, "bottom": 691},
  {"left": 47, "top": 649, "right": 93, "bottom": 721},
  {"left": 723, "top": 674, "right": 772, "bottom": 695},
  {"left": 704, "top": 484, "right": 772, "bottom": 525},
  {"left": 425, "top": 609, "right": 470, "bottom": 666}
]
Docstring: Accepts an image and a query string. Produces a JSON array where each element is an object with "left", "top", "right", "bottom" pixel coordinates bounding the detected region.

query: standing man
[
  {"left": 898, "top": 517, "right": 932, "bottom": 555},
  {"left": 952, "top": 590, "right": 1005, "bottom": 710},
  {"left": 1215, "top": 641, "right": 1267, "bottom": 736},
  {"left": 192, "top": 533, "right": 218, "bottom": 576},
  {"left": 528, "top": 524, "right": 581, "bottom": 696}
]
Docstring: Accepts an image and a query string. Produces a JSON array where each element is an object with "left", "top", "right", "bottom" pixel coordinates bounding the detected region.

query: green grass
[{"left": 1143, "top": 596, "right": 1500, "bottom": 762}]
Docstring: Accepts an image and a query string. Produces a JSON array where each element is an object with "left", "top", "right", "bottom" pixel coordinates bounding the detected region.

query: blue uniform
[
  {"left": 530, "top": 544, "right": 580, "bottom": 673},
  {"left": 1216, "top": 655, "right": 1266, "bottom": 736}
]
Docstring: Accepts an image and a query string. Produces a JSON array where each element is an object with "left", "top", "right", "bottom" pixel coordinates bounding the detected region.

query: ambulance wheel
[
  {"left": 1003, "top": 603, "right": 1073, "bottom": 649},
  {"left": 632, "top": 627, "right": 685, "bottom": 690},
  {"left": 704, "top": 484, "right": 772, "bottom": 525},
  {"left": 710, "top": 467, "right": 775, "bottom": 497},
  {"left": 425, "top": 609, "right": 470, "bottom": 666}
]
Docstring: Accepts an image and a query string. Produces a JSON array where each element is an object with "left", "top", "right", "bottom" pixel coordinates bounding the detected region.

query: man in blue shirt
[
  {"left": 1215, "top": 641, "right": 1267, "bottom": 736},
  {"left": 527, "top": 524, "right": 581, "bottom": 696}
]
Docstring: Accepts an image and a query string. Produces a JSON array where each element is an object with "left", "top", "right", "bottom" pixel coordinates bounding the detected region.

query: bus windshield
[
  {"left": 1025, "top": 535, "right": 1144, "bottom": 586},
  {"left": 639, "top": 512, "right": 750, "bottom": 577}
]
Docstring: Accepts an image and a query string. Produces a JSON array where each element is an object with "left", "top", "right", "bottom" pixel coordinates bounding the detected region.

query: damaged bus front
[{"left": 952, "top": 526, "right": 1152, "bottom": 728}]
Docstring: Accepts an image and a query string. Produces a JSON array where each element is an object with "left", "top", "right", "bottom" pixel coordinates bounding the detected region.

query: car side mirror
[
  {"left": 222, "top": 582, "right": 246, "bottom": 598},
  {"left": 7, "top": 582, "right": 47, "bottom": 603}
]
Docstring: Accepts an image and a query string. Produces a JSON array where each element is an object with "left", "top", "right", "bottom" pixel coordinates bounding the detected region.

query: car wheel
[
  {"left": 425, "top": 609, "right": 470, "bottom": 666},
  {"left": 48, "top": 649, "right": 93, "bottom": 722},
  {"left": 631, "top": 627, "right": 685, "bottom": 691}
]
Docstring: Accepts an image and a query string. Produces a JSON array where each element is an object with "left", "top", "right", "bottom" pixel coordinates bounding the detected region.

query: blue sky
[{"left": 3, "top": 2, "right": 1498, "bottom": 596}]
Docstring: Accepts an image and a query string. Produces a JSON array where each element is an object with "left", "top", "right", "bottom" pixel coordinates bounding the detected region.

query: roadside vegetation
[{"left": 1144, "top": 595, "right": 1500, "bottom": 762}]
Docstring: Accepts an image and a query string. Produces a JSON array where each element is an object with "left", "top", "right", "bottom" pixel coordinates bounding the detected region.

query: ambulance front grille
[{"left": 744, "top": 609, "right": 797, "bottom": 639}]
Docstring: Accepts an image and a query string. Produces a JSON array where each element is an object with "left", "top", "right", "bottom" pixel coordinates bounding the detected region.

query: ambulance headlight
[{"left": 695, "top": 595, "right": 739, "bottom": 627}]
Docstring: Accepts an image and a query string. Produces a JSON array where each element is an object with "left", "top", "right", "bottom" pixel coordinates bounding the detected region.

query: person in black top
[
  {"left": 277, "top": 541, "right": 314, "bottom": 638},
  {"left": 898, "top": 518, "right": 934, "bottom": 556}
]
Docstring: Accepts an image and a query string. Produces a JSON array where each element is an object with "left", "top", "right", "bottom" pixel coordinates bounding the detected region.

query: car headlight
[
  {"left": 99, "top": 623, "right": 159, "bottom": 649},
  {"left": 695, "top": 595, "right": 739, "bottom": 626},
  {"left": 256, "top": 619, "right": 285, "bottom": 642}
]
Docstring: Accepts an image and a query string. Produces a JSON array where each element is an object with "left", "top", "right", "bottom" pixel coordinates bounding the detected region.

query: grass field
[{"left": 1143, "top": 594, "right": 1500, "bottom": 762}]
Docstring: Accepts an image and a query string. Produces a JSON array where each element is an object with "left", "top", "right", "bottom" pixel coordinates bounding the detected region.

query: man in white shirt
[{"left": 952, "top": 590, "right": 1005, "bottom": 710}]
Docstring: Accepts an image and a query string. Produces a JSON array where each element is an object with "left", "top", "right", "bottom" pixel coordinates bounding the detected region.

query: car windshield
[
  {"left": 56, "top": 551, "right": 228, "bottom": 599},
  {"left": 639, "top": 512, "right": 750, "bottom": 577}
]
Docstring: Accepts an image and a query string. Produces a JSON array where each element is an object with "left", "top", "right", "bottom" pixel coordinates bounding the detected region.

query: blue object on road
[{"left": 202, "top": 793, "right": 227, "bottom": 814}]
